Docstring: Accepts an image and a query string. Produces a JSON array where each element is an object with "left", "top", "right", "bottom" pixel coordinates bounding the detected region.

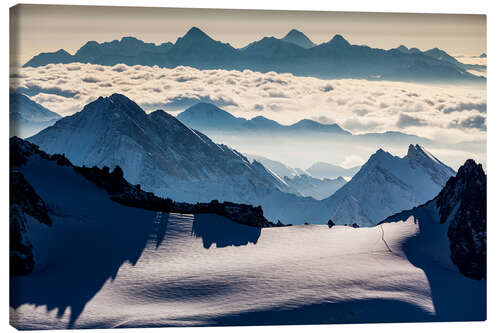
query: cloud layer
[{"left": 11, "top": 63, "right": 486, "bottom": 143}]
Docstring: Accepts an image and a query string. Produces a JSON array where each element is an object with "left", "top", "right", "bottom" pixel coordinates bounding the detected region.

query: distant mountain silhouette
[
  {"left": 10, "top": 92, "right": 62, "bottom": 138},
  {"left": 280, "top": 29, "right": 316, "bottom": 48},
  {"left": 176, "top": 102, "right": 433, "bottom": 146},
  {"left": 24, "top": 27, "right": 482, "bottom": 82},
  {"left": 177, "top": 103, "right": 351, "bottom": 135}
]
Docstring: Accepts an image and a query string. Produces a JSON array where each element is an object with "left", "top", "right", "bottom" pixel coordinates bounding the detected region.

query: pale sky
[{"left": 10, "top": 4, "right": 486, "bottom": 67}]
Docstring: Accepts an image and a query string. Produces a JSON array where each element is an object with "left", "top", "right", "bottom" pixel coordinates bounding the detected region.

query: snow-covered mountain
[
  {"left": 284, "top": 174, "right": 347, "bottom": 200},
  {"left": 10, "top": 92, "right": 62, "bottom": 138},
  {"left": 323, "top": 144, "right": 456, "bottom": 227},
  {"left": 245, "top": 154, "right": 347, "bottom": 200},
  {"left": 306, "top": 162, "right": 361, "bottom": 179},
  {"left": 245, "top": 154, "right": 309, "bottom": 179},
  {"left": 381, "top": 159, "right": 486, "bottom": 280},
  {"left": 27, "top": 95, "right": 456, "bottom": 226},
  {"left": 10, "top": 138, "right": 485, "bottom": 328},
  {"left": 280, "top": 29, "right": 316, "bottom": 48},
  {"left": 28, "top": 94, "right": 290, "bottom": 204}
]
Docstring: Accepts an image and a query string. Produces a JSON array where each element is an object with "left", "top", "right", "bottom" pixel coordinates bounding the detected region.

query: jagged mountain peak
[
  {"left": 281, "top": 29, "right": 316, "bottom": 48},
  {"left": 407, "top": 143, "right": 436, "bottom": 161},
  {"left": 181, "top": 26, "right": 212, "bottom": 41},
  {"left": 369, "top": 148, "right": 392, "bottom": 161},
  {"left": 329, "top": 34, "right": 351, "bottom": 47},
  {"left": 458, "top": 159, "right": 485, "bottom": 178},
  {"left": 326, "top": 145, "right": 456, "bottom": 226},
  {"left": 406, "top": 144, "right": 454, "bottom": 173},
  {"left": 76, "top": 94, "right": 147, "bottom": 122}
]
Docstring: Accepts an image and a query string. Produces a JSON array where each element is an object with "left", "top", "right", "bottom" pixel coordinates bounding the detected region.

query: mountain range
[
  {"left": 23, "top": 27, "right": 482, "bottom": 82},
  {"left": 245, "top": 154, "right": 349, "bottom": 200},
  {"left": 177, "top": 102, "right": 351, "bottom": 135},
  {"left": 394, "top": 45, "right": 487, "bottom": 74},
  {"left": 10, "top": 92, "right": 62, "bottom": 138},
  {"left": 28, "top": 94, "right": 455, "bottom": 226},
  {"left": 28, "top": 94, "right": 294, "bottom": 205},
  {"left": 10, "top": 134, "right": 486, "bottom": 328},
  {"left": 176, "top": 102, "right": 432, "bottom": 144}
]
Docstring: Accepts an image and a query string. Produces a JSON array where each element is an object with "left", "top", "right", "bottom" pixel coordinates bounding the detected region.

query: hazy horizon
[{"left": 10, "top": 4, "right": 486, "bottom": 66}]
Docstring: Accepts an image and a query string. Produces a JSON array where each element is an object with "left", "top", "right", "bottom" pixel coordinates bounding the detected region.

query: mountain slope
[
  {"left": 306, "top": 162, "right": 361, "bottom": 179},
  {"left": 284, "top": 174, "right": 347, "bottom": 200},
  {"left": 323, "top": 145, "right": 455, "bottom": 226},
  {"left": 246, "top": 154, "right": 309, "bottom": 179},
  {"left": 27, "top": 95, "right": 456, "bottom": 227},
  {"left": 10, "top": 144, "right": 486, "bottom": 328},
  {"left": 28, "top": 94, "right": 290, "bottom": 204},
  {"left": 176, "top": 102, "right": 247, "bottom": 131},
  {"left": 10, "top": 92, "right": 62, "bottom": 138},
  {"left": 381, "top": 159, "right": 486, "bottom": 280},
  {"left": 23, "top": 28, "right": 482, "bottom": 82}
]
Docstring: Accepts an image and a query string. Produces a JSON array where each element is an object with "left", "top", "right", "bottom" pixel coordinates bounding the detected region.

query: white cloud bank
[{"left": 11, "top": 63, "right": 486, "bottom": 143}]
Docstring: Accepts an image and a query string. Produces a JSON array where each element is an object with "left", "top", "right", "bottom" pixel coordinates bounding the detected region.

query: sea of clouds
[{"left": 11, "top": 63, "right": 486, "bottom": 143}]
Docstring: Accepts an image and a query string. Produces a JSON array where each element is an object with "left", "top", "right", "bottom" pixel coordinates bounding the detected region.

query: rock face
[
  {"left": 381, "top": 159, "right": 486, "bottom": 280},
  {"left": 441, "top": 160, "right": 486, "bottom": 280},
  {"left": 10, "top": 171, "right": 51, "bottom": 275}
]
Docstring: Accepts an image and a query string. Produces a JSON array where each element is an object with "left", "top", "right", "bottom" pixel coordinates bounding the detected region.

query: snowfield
[{"left": 10, "top": 150, "right": 485, "bottom": 329}]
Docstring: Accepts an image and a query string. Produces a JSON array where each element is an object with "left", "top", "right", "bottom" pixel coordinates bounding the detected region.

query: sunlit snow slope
[{"left": 10, "top": 151, "right": 485, "bottom": 329}]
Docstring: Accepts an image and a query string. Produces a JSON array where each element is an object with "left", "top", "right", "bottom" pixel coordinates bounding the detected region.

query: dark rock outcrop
[
  {"left": 380, "top": 159, "right": 486, "bottom": 280},
  {"left": 442, "top": 160, "right": 486, "bottom": 280},
  {"left": 10, "top": 171, "right": 52, "bottom": 275},
  {"left": 10, "top": 137, "right": 278, "bottom": 229}
]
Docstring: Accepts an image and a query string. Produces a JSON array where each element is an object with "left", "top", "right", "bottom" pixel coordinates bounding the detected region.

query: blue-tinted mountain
[
  {"left": 23, "top": 27, "right": 482, "bottom": 82},
  {"left": 176, "top": 103, "right": 435, "bottom": 146},
  {"left": 306, "top": 162, "right": 361, "bottom": 179},
  {"left": 177, "top": 102, "right": 350, "bottom": 135},
  {"left": 26, "top": 96, "right": 456, "bottom": 227},
  {"left": 176, "top": 102, "right": 247, "bottom": 130},
  {"left": 10, "top": 92, "right": 62, "bottom": 138},
  {"left": 23, "top": 49, "right": 73, "bottom": 67},
  {"left": 163, "top": 27, "right": 240, "bottom": 68},
  {"left": 240, "top": 37, "right": 308, "bottom": 58},
  {"left": 280, "top": 29, "right": 316, "bottom": 48},
  {"left": 392, "top": 44, "right": 479, "bottom": 72}
]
